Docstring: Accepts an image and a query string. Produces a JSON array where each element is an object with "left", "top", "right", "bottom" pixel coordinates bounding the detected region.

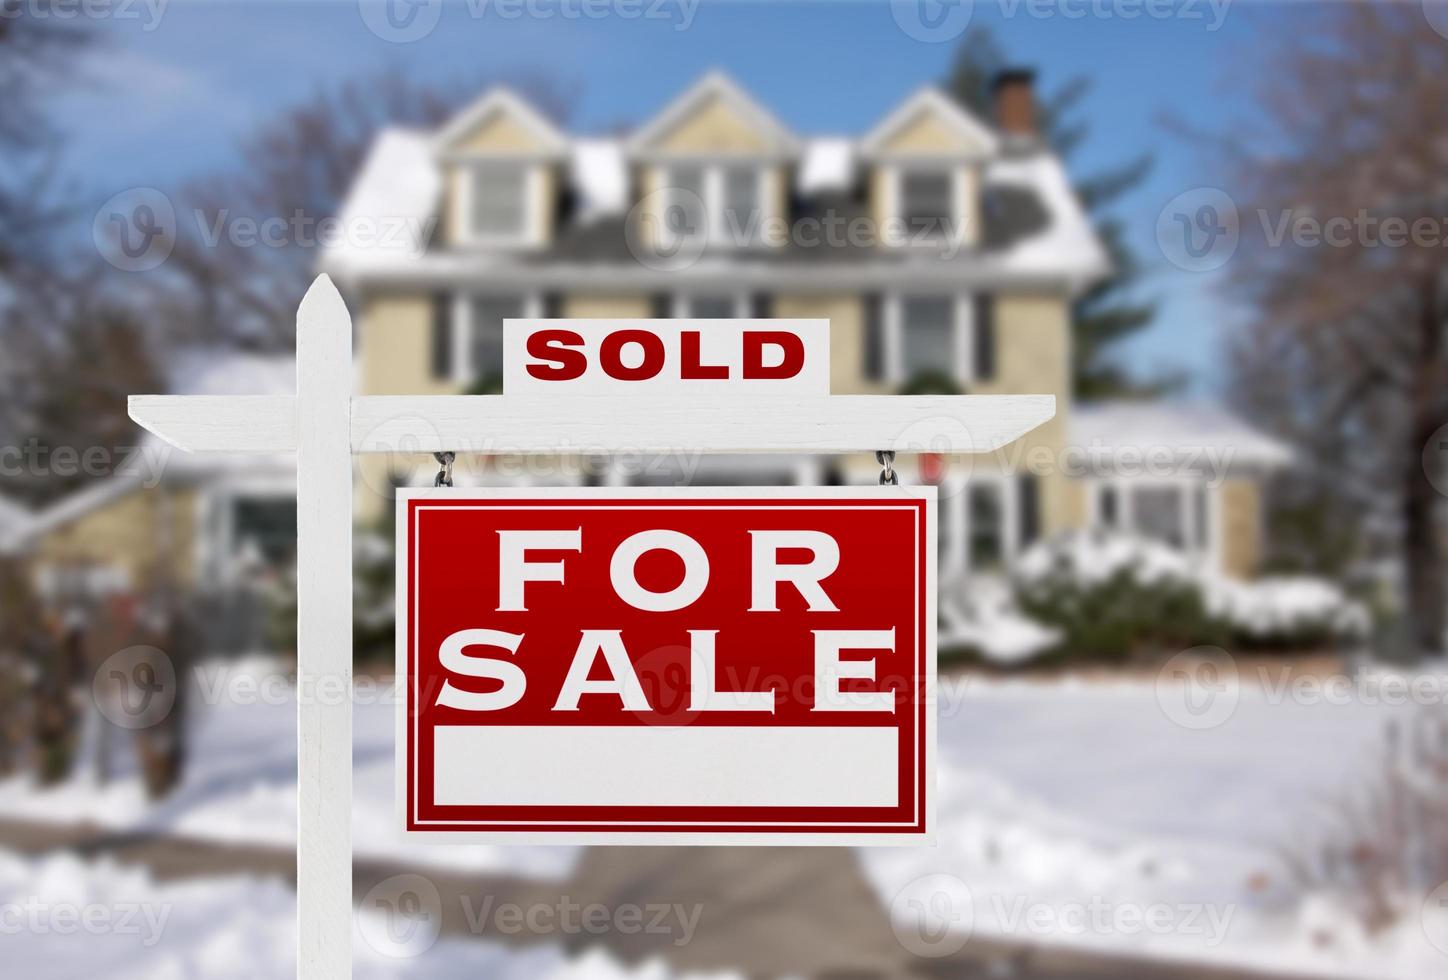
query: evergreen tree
[{"left": 944, "top": 28, "right": 1170, "bottom": 400}]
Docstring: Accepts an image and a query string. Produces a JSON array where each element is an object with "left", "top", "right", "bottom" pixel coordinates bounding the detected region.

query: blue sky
[{"left": 56, "top": 0, "right": 1292, "bottom": 392}]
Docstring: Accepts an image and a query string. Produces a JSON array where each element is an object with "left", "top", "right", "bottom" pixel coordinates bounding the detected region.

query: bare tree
[
  {"left": 1219, "top": 5, "right": 1448, "bottom": 656},
  {"left": 165, "top": 68, "right": 574, "bottom": 349}
]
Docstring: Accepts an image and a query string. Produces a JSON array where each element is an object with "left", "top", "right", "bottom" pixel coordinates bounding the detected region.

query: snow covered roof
[
  {"left": 1071, "top": 402, "right": 1294, "bottom": 471},
  {"left": 320, "top": 85, "right": 1110, "bottom": 293},
  {"left": 17, "top": 352, "right": 298, "bottom": 548}
]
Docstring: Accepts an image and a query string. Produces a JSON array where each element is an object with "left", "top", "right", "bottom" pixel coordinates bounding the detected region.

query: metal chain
[
  {"left": 876, "top": 450, "right": 898, "bottom": 486},
  {"left": 433, "top": 451, "right": 456, "bottom": 488}
]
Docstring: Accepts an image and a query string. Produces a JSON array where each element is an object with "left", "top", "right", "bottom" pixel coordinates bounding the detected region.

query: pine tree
[{"left": 944, "top": 28, "right": 1170, "bottom": 400}]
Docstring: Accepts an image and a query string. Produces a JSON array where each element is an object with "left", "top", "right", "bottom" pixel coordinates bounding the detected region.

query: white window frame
[
  {"left": 881, "top": 163, "right": 970, "bottom": 248},
  {"left": 659, "top": 164, "right": 773, "bottom": 249},
  {"left": 451, "top": 292, "right": 542, "bottom": 384},
  {"left": 884, "top": 292, "right": 975, "bottom": 385},
  {"left": 670, "top": 292, "right": 751, "bottom": 319},
  {"left": 453, "top": 161, "right": 544, "bottom": 248},
  {"left": 200, "top": 479, "right": 295, "bottom": 588},
  {"left": 1087, "top": 476, "right": 1220, "bottom": 570},
  {"left": 937, "top": 471, "right": 1018, "bottom": 576}
]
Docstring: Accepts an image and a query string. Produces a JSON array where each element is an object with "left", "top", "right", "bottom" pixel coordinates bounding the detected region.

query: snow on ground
[
  {"left": 0, "top": 849, "right": 732, "bottom": 980},
  {"left": 3, "top": 657, "right": 1446, "bottom": 976},
  {"left": 861, "top": 675, "right": 1447, "bottom": 979},
  {"left": 0, "top": 657, "right": 580, "bottom": 879}
]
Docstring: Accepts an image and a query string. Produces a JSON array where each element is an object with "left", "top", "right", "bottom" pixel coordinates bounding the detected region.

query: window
[
  {"left": 900, "top": 296, "right": 956, "bottom": 379},
  {"left": 664, "top": 165, "right": 706, "bottom": 244},
  {"left": 467, "top": 296, "right": 526, "bottom": 382},
  {"left": 685, "top": 295, "right": 740, "bottom": 319},
  {"left": 232, "top": 497, "right": 297, "bottom": 565},
  {"left": 900, "top": 171, "right": 954, "bottom": 234},
  {"left": 1132, "top": 485, "right": 1187, "bottom": 548},
  {"left": 722, "top": 167, "right": 761, "bottom": 242},
  {"left": 968, "top": 482, "right": 1005, "bottom": 571},
  {"left": 469, "top": 165, "right": 527, "bottom": 238},
  {"left": 662, "top": 165, "right": 767, "bottom": 247},
  {"left": 675, "top": 294, "right": 745, "bottom": 318}
]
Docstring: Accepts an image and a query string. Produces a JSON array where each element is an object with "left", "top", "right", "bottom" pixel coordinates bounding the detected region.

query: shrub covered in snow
[
  {"left": 1012, "top": 532, "right": 1225, "bottom": 662},
  {"left": 1006, "top": 531, "right": 1367, "bottom": 662}
]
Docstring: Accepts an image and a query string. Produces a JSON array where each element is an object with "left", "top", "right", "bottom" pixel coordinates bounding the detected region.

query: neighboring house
[
  {"left": 16, "top": 353, "right": 296, "bottom": 638},
  {"left": 11, "top": 69, "right": 1290, "bottom": 618},
  {"left": 322, "top": 69, "right": 1288, "bottom": 579}
]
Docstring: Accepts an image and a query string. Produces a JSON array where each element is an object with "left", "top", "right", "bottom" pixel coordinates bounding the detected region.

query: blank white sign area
[{"left": 432, "top": 725, "right": 899, "bottom": 808}]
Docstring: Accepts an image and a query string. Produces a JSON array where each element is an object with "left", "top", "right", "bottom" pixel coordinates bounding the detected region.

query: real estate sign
[{"left": 397, "top": 486, "right": 936, "bottom": 844}]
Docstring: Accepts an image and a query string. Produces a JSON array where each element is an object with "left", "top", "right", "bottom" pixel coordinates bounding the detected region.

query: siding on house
[
  {"left": 30, "top": 488, "right": 199, "bottom": 590},
  {"left": 1220, "top": 478, "right": 1262, "bottom": 579}
]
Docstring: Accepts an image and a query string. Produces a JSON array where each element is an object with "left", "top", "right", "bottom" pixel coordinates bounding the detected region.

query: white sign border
[{"left": 394, "top": 483, "right": 937, "bottom": 847}]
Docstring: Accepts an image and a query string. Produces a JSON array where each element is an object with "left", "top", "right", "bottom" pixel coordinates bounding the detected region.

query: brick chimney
[{"left": 992, "top": 68, "right": 1037, "bottom": 141}]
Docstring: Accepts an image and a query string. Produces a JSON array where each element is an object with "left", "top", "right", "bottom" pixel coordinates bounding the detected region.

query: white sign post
[{"left": 128, "top": 275, "right": 1056, "bottom": 978}]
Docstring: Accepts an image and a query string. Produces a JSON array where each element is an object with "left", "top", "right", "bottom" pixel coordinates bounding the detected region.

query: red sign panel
[{"left": 397, "top": 486, "right": 936, "bottom": 844}]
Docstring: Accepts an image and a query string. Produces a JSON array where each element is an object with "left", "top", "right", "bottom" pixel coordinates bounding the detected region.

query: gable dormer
[
  {"left": 860, "top": 87, "right": 999, "bottom": 252},
  {"left": 434, "top": 88, "right": 568, "bottom": 250},
  {"left": 627, "top": 72, "right": 800, "bottom": 253}
]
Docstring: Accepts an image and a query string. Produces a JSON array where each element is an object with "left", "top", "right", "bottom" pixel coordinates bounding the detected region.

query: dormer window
[
  {"left": 469, "top": 164, "right": 527, "bottom": 239},
  {"left": 900, "top": 170, "right": 954, "bottom": 236},
  {"left": 662, "top": 164, "right": 767, "bottom": 248},
  {"left": 432, "top": 88, "right": 568, "bottom": 250}
]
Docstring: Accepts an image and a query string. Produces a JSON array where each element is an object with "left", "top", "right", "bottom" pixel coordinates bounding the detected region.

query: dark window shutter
[
  {"left": 1100, "top": 486, "right": 1118, "bottom": 528},
  {"left": 750, "top": 293, "right": 773, "bottom": 319},
  {"left": 650, "top": 293, "right": 672, "bottom": 318},
  {"left": 1018, "top": 473, "right": 1040, "bottom": 547},
  {"left": 973, "top": 294, "right": 996, "bottom": 381},
  {"left": 542, "top": 291, "right": 564, "bottom": 319},
  {"left": 430, "top": 293, "right": 453, "bottom": 380},
  {"left": 863, "top": 293, "right": 884, "bottom": 382}
]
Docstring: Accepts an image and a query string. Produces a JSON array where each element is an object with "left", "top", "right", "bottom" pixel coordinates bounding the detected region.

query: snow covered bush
[
  {"left": 1010, "top": 531, "right": 1366, "bottom": 662},
  {"left": 1012, "top": 532, "right": 1227, "bottom": 662}
]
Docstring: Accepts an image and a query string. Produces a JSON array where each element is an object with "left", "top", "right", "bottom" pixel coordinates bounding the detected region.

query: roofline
[
  {"left": 324, "top": 257, "right": 1105, "bottom": 297},
  {"left": 433, "top": 87, "right": 569, "bottom": 158},
  {"left": 624, "top": 70, "right": 802, "bottom": 159},
  {"left": 860, "top": 86, "right": 1000, "bottom": 160}
]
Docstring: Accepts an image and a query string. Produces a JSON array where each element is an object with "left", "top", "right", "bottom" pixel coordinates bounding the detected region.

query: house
[
  {"left": 15, "top": 353, "right": 296, "bottom": 647},
  {"left": 322, "top": 69, "right": 1286, "bottom": 580},
  {"left": 11, "top": 69, "right": 1289, "bottom": 624}
]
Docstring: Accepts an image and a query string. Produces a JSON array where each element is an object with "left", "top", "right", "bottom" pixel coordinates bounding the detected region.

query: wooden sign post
[{"left": 129, "top": 274, "right": 1055, "bottom": 979}]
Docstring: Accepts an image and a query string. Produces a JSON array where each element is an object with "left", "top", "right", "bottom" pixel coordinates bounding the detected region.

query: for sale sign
[{"left": 397, "top": 486, "right": 936, "bottom": 844}]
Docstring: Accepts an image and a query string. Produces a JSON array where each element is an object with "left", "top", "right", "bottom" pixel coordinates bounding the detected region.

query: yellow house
[
  {"left": 18, "top": 69, "right": 1289, "bottom": 627},
  {"left": 324, "top": 69, "right": 1287, "bottom": 582}
]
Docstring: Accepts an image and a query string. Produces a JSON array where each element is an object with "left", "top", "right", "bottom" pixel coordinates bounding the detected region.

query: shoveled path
[{"left": 0, "top": 818, "right": 1326, "bottom": 980}]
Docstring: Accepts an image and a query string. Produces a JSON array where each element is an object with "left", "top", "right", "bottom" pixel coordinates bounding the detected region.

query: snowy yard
[
  {"left": 1, "top": 658, "right": 1445, "bottom": 977},
  {"left": 0, "top": 850, "right": 729, "bottom": 980}
]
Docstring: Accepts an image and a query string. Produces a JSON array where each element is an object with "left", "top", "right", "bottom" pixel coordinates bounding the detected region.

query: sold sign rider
[{"left": 399, "top": 319, "right": 936, "bottom": 844}]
